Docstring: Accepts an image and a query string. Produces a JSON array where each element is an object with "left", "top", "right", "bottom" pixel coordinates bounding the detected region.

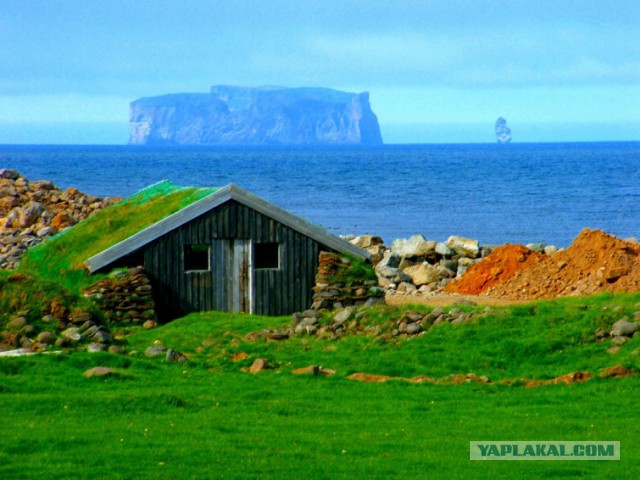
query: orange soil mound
[
  {"left": 444, "top": 244, "right": 546, "bottom": 295},
  {"left": 486, "top": 228, "right": 640, "bottom": 301}
]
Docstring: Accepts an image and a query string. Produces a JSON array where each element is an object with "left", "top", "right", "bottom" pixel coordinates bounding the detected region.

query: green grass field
[{"left": 1, "top": 293, "right": 639, "bottom": 479}]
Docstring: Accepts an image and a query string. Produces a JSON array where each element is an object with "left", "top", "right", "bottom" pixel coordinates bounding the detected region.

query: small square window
[
  {"left": 184, "top": 244, "right": 210, "bottom": 271},
  {"left": 254, "top": 242, "right": 279, "bottom": 269}
]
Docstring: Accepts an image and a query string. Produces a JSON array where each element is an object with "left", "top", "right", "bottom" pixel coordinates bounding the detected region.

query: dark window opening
[
  {"left": 184, "top": 244, "right": 210, "bottom": 271},
  {"left": 254, "top": 242, "right": 279, "bottom": 269}
]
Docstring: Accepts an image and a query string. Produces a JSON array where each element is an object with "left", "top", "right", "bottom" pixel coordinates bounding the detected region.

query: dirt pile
[
  {"left": 444, "top": 244, "right": 546, "bottom": 295},
  {"left": 486, "top": 229, "right": 640, "bottom": 301}
]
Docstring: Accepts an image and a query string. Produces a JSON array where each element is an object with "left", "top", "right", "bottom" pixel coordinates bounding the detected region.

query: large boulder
[
  {"left": 349, "top": 235, "right": 383, "bottom": 249},
  {"left": 403, "top": 263, "right": 440, "bottom": 286},
  {"left": 391, "top": 235, "right": 437, "bottom": 258},
  {"left": 375, "top": 252, "right": 400, "bottom": 270},
  {"left": 446, "top": 236, "right": 480, "bottom": 258}
]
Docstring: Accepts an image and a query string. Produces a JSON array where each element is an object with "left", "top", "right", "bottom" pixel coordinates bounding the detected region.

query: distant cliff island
[{"left": 128, "top": 85, "right": 383, "bottom": 146}]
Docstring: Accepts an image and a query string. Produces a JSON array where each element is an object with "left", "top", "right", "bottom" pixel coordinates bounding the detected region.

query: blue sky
[{"left": 0, "top": 0, "right": 638, "bottom": 144}]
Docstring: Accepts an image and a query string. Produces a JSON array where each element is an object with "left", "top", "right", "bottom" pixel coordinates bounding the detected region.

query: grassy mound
[
  {"left": 1, "top": 294, "right": 638, "bottom": 479},
  {"left": 18, "top": 181, "right": 216, "bottom": 291}
]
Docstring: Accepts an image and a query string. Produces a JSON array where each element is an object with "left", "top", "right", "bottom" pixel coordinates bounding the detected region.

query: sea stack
[
  {"left": 495, "top": 117, "right": 512, "bottom": 144},
  {"left": 128, "top": 85, "right": 383, "bottom": 146}
]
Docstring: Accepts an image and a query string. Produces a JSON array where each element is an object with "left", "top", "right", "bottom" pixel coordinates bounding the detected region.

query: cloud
[{"left": 250, "top": 22, "right": 640, "bottom": 90}]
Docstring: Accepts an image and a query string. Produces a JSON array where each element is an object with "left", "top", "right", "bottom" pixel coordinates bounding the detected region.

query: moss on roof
[{"left": 19, "top": 181, "right": 217, "bottom": 291}]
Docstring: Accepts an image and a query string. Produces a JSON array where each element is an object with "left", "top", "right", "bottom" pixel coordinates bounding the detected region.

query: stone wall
[
  {"left": 311, "top": 251, "right": 384, "bottom": 310},
  {"left": 82, "top": 267, "right": 157, "bottom": 325}
]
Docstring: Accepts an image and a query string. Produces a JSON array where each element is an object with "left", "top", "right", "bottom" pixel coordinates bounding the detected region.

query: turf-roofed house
[{"left": 84, "top": 182, "right": 370, "bottom": 320}]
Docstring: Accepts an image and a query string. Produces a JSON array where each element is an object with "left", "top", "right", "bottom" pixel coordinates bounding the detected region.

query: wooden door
[{"left": 227, "top": 239, "right": 252, "bottom": 313}]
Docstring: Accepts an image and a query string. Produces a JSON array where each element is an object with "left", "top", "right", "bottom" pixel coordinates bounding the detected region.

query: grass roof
[{"left": 19, "top": 181, "right": 217, "bottom": 291}]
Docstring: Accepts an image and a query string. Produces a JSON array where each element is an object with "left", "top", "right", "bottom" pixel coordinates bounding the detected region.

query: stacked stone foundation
[
  {"left": 311, "top": 251, "right": 384, "bottom": 310},
  {"left": 83, "top": 268, "right": 157, "bottom": 324}
]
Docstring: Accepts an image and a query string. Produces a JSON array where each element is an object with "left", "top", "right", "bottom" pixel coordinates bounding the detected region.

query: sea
[{"left": 1, "top": 142, "right": 638, "bottom": 248}]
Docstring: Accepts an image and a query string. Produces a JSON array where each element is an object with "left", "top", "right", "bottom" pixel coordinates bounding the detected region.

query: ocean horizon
[{"left": 1, "top": 141, "right": 638, "bottom": 248}]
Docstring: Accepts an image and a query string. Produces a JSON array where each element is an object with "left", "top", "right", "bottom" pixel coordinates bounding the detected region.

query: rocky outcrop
[
  {"left": 495, "top": 117, "right": 512, "bottom": 143},
  {"left": 128, "top": 85, "right": 383, "bottom": 146},
  {"left": 0, "top": 169, "right": 119, "bottom": 269}
]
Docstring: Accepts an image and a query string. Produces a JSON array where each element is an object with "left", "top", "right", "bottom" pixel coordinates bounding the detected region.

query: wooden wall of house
[{"left": 142, "top": 200, "right": 323, "bottom": 319}]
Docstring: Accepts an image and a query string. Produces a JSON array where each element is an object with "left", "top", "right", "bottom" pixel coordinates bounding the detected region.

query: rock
[
  {"left": 36, "top": 226, "right": 55, "bottom": 237},
  {"left": 435, "top": 242, "right": 454, "bottom": 258},
  {"left": 364, "top": 297, "right": 384, "bottom": 308},
  {"left": 51, "top": 211, "right": 77, "bottom": 229},
  {"left": 36, "top": 331, "right": 56, "bottom": 345},
  {"left": 7, "top": 316, "right": 27, "bottom": 330},
  {"left": 334, "top": 307, "right": 356, "bottom": 325},
  {"left": 480, "top": 245, "right": 495, "bottom": 258},
  {"left": 87, "top": 343, "right": 106, "bottom": 352},
  {"left": 292, "top": 365, "right": 320, "bottom": 375},
  {"left": 544, "top": 245, "right": 558, "bottom": 255},
  {"left": 16, "top": 201, "right": 45, "bottom": 228},
  {"left": 405, "top": 323, "right": 422, "bottom": 334},
  {"left": 495, "top": 117, "right": 512, "bottom": 143},
  {"left": 397, "top": 282, "right": 417, "bottom": 293},
  {"left": 292, "top": 365, "right": 336, "bottom": 376},
  {"left": 61, "top": 327, "right": 81, "bottom": 343},
  {"left": 436, "top": 264, "right": 456, "bottom": 279},
  {"left": 391, "top": 235, "right": 437, "bottom": 258},
  {"left": 611, "top": 319, "right": 640, "bottom": 337},
  {"left": 0, "top": 196, "right": 19, "bottom": 211},
  {"left": 404, "top": 311, "right": 423, "bottom": 322},
  {"left": 365, "top": 244, "right": 385, "bottom": 264},
  {"left": 143, "top": 320, "right": 157, "bottom": 329},
  {"left": 446, "top": 236, "right": 480, "bottom": 258},
  {"left": 599, "top": 365, "right": 636, "bottom": 378},
  {"left": 108, "top": 345, "right": 125, "bottom": 354},
  {"left": 298, "top": 317, "right": 319, "bottom": 328},
  {"left": 129, "top": 86, "right": 383, "bottom": 146},
  {"left": 68, "top": 310, "right": 93, "bottom": 324},
  {"left": 145, "top": 345, "right": 166, "bottom": 356},
  {"left": 403, "top": 263, "right": 440, "bottom": 286},
  {"left": 266, "top": 329, "right": 289, "bottom": 340},
  {"left": 83, "top": 367, "right": 116, "bottom": 378},
  {"left": 375, "top": 252, "right": 400, "bottom": 270},
  {"left": 166, "top": 349, "right": 188, "bottom": 363},
  {"left": 611, "top": 336, "right": 629, "bottom": 346},
  {"left": 439, "top": 258, "right": 458, "bottom": 272},
  {"left": 376, "top": 266, "right": 412, "bottom": 284},
  {"left": 526, "top": 243, "right": 546, "bottom": 253},
  {"left": 349, "top": 235, "right": 383, "bottom": 249},
  {"left": 90, "top": 329, "right": 112, "bottom": 344},
  {"left": 0, "top": 169, "right": 20, "bottom": 180},
  {"left": 249, "top": 358, "right": 267, "bottom": 374}
]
